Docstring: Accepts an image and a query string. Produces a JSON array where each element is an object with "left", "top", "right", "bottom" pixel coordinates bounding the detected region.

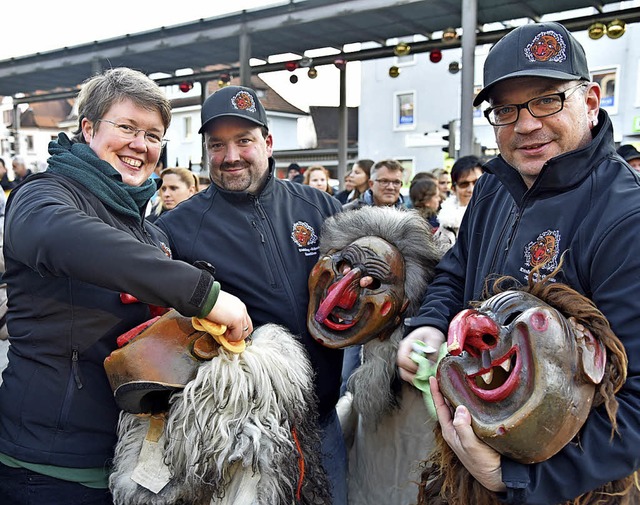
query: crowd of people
[{"left": 0, "top": 19, "right": 640, "bottom": 505}]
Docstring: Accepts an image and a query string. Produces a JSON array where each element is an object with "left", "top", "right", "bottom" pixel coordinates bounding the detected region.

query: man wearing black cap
[
  {"left": 155, "top": 86, "right": 346, "bottom": 503},
  {"left": 617, "top": 144, "right": 640, "bottom": 171},
  {"left": 397, "top": 22, "right": 640, "bottom": 503}
]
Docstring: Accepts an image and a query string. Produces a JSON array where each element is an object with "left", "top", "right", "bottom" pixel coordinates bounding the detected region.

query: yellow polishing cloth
[{"left": 191, "top": 318, "right": 246, "bottom": 354}]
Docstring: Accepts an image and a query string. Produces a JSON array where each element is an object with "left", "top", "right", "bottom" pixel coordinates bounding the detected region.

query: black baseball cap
[
  {"left": 617, "top": 144, "right": 640, "bottom": 162},
  {"left": 474, "top": 22, "right": 590, "bottom": 107},
  {"left": 198, "top": 85, "right": 268, "bottom": 134}
]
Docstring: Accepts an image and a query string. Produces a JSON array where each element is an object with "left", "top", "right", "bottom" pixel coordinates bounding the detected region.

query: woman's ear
[{"left": 81, "top": 117, "right": 94, "bottom": 144}]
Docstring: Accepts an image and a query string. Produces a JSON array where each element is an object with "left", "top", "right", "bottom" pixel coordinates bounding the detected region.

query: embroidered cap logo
[
  {"left": 231, "top": 91, "right": 257, "bottom": 113},
  {"left": 524, "top": 30, "right": 567, "bottom": 63}
]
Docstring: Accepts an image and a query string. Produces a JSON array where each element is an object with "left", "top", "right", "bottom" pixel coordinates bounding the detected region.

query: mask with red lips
[
  {"left": 437, "top": 289, "right": 606, "bottom": 464},
  {"left": 307, "top": 236, "right": 409, "bottom": 349}
]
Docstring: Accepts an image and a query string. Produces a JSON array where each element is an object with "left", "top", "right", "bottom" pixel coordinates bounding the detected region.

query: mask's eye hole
[
  {"left": 503, "top": 311, "right": 522, "bottom": 326},
  {"left": 336, "top": 260, "right": 352, "bottom": 275},
  {"left": 367, "top": 277, "right": 381, "bottom": 290}
]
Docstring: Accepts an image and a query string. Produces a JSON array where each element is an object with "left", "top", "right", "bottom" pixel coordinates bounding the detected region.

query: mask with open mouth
[
  {"left": 437, "top": 289, "right": 607, "bottom": 463},
  {"left": 307, "top": 235, "right": 409, "bottom": 349}
]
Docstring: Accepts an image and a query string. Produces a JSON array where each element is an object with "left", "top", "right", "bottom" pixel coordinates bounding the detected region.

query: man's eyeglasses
[
  {"left": 483, "top": 83, "right": 587, "bottom": 127},
  {"left": 96, "top": 119, "right": 168, "bottom": 148},
  {"left": 374, "top": 179, "right": 403, "bottom": 188}
]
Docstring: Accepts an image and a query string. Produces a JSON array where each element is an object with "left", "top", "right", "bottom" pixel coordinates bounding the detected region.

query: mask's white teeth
[
  {"left": 481, "top": 369, "right": 494, "bottom": 384},
  {"left": 500, "top": 359, "right": 512, "bottom": 373}
]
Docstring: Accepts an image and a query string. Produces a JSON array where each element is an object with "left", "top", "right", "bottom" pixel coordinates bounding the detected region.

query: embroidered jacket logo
[
  {"left": 291, "top": 221, "right": 318, "bottom": 247},
  {"left": 524, "top": 230, "right": 560, "bottom": 273}
]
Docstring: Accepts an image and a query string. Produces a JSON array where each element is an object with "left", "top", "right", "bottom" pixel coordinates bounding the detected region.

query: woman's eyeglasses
[{"left": 96, "top": 119, "right": 168, "bottom": 148}]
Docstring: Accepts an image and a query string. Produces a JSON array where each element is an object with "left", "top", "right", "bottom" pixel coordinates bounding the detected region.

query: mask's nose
[
  {"left": 314, "top": 267, "right": 361, "bottom": 324},
  {"left": 447, "top": 308, "right": 499, "bottom": 358}
]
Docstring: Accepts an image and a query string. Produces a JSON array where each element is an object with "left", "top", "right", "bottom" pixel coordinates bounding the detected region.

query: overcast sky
[
  {"left": 2, "top": 0, "right": 360, "bottom": 110},
  {"left": 1, "top": 2, "right": 284, "bottom": 60}
]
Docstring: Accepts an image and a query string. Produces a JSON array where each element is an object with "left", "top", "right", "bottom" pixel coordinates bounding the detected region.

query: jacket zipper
[
  {"left": 489, "top": 203, "right": 520, "bottom": 273},
  {"left": 71, "top": 348, "right": 83, "bottom": 389},
  {"left": 252, "top": 197, "right": 302, "bottom": 330},
  {"left": 251, "top": 199, "right": 277, "bottom": 287}
]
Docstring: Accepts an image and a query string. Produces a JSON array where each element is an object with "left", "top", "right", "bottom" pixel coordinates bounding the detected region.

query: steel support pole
[
  {"left": 460, "top": 0, "right": 477, "bottom": 156},
  {"left": 239, "top": 30, "right": 251, "bottom": 87},
  {"left": 337, "top": 65, "right": 348, "bottom": 189}
]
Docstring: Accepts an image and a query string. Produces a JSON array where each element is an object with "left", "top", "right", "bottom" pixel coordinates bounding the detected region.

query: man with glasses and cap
[{"left": 397, "top": 21, "right": 640, "bottom": 504}]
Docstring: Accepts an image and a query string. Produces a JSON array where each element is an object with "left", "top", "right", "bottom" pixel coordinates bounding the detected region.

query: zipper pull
[
  {"left": 251, "top": 221, "right": 266, "bottom": 244},
  {"left": 71, "top": 349, "right": 84, "bottom": 390}
]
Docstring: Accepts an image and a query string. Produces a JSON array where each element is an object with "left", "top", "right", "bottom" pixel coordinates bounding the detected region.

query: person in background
[
  {"left": 617, "top": 144, "right": 640, "bottom": 171},
  {"left": 11, "top": 157, "right": 32, "bottom": 185},
  {"left": 0, "top": 67, "right": 251, "bottom": 505},
  {"left": 434, "top": 155, "right": 483, "bottom": 252},
  {"left": 343, "top": 159, "right": 373, "bottom": 205},
  {"left": 155, "top": 85, "right": 346, "bottom": 504},
  {"left": 147, "top": 167, "right": 199, "bottom": 222},
  {"left": 287, "top": 162, "right": 304, "bottom": 183},
  {"left": 409, "top": 177, "right": 440, "bottom": 230},
  {"left": 432, "top": 167, "right": 452, "bottom": 201},
  {"left": 411, "top": 171, "right": 438, "bottom": 183},
  {"left": 304, "top": 164, "right": 333, "bottom": 195},
  {"left": 343, "top": 159, "right": 406, "bottom": 211},
  {"left": 398, "top": 21, "right": 640, "bottom": 504},
  {"left": 0, "top": 159, "right": 14, "bottom": 192},
  {"left": 333, "top": 170, "right": 355, "bottom": 204}
]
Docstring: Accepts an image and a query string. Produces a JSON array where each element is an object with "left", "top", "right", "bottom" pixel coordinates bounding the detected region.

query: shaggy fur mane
[{"left": 109, "top": 324, "right": 330, "bottom": 505}]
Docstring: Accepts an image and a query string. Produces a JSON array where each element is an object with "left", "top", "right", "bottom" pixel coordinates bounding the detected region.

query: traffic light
[{"left": 442, "top": 121, "right": 456, "bottom": 159}]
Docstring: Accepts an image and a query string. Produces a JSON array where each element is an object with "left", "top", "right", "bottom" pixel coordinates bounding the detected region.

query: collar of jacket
[
  {"left": 209, "top": 157, "right": 276, "bottom": 202},
  {"left": 484, "top": 109, "right": 615, "bottom": 204}
]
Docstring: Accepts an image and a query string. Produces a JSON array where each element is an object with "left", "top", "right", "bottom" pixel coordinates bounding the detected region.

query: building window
[
  {"left": 184, "top": 116, "right": 193, "bottom": 139},
  {"left": 396, "top": 157, "right": 415, "bottom": 186},
  {"left": 591, "top": 66, "right": 619, "bottom": 115},
  {"left": 394, "top": 91, "right": 416, "bottom": 131},
  {"left": 26, "top": 135, "right": 34, "bottom": 152}
]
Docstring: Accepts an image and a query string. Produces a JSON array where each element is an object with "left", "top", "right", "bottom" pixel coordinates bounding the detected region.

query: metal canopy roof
[{"left": 0, "top": 0, "right": 631, "bottom": 98}]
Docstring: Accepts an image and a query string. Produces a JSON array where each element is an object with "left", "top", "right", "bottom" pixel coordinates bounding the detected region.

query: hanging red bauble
[
  {"left": 429, "top": 50, "right": 443, "bottom": 63},
  {"left": 285, "top": 61, "right": 299, "bottom": 72},
  {"left": 178, "top": 81, "right": 194, "bottom": 93},
  {"left": 334, "top": 57, "right": 347, "bottom": 70}
]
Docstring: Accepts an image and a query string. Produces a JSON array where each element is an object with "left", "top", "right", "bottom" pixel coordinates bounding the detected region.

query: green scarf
[{"left": 46, "top": 133, "right": 156, "bottom": 219}]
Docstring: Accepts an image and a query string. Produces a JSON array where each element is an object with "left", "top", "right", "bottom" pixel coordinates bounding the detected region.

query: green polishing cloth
[{"left": 410, "top": 341, "right": 447, "bottom": 418}]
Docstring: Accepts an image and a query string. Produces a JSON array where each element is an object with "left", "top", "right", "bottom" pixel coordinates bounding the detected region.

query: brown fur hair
[{"left": 417, "top": 261, "right": 637, "bottom": 505}]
